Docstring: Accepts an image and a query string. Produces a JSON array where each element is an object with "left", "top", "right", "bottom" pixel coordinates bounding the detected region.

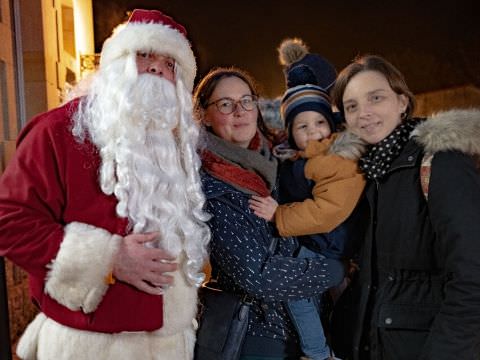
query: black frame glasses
[{"left": 206, "top": 95, "right": 258, "bottom": 115}]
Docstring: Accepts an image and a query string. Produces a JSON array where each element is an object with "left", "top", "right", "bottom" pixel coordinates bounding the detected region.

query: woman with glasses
[{"left": 193, "top": 67, "right": 345, "bottom": 359}]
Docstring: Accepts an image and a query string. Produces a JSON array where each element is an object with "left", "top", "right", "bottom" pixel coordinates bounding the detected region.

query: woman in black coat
[{"left": 329, "top": 55, "right": 480, "bottom": 360}]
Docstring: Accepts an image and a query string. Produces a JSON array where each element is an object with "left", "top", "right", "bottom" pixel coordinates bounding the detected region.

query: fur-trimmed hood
[
  {"left": 274, "top": 130, "right": 367, "bottom": 162},
  {"left": 412, "top": 108, "right": 480, "bottom": 156},
  {"left": 328, "top": 130, "right": 367, "bottom": 160}
]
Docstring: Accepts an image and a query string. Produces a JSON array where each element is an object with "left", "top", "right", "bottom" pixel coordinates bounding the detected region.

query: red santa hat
[{"left": 100, "top": 9, "right": 196, "bottom": 91}]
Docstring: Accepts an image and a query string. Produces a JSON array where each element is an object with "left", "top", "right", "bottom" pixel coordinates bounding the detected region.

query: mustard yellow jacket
[{"left": 275, "top": 132, "right": 366, "bottom": 237}]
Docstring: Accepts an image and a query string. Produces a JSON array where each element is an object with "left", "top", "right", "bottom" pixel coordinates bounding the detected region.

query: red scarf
[{"left": 201, "top": 132, "right": 273, "bottom": 197}]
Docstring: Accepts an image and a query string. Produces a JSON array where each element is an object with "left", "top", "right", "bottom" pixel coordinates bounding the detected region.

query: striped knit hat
[{"left": 278, "top": 38, "right": 337, "bottom": 148}]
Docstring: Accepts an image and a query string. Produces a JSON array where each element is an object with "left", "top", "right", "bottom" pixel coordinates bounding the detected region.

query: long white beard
[{"left": 72, "top": 70, "right": 210, "bottom": 286}]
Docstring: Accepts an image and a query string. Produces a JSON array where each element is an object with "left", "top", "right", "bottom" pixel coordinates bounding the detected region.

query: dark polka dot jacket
[{"left": 202, "top": 173, "right": 339, "bottom": 342}]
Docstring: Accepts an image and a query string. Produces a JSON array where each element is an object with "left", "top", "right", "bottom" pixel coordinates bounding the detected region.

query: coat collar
[
  {"left": 201, "top": 172, "right": 239, "bottom": 199},
  {"left": 390, "top": 139, "right": 422, "bottom": 171},
  {"left": 411, "top": 109, "right": 480, "bottom": 157},
  {"left": 328, "top": 130, "right": 367, "bottom": 160}
]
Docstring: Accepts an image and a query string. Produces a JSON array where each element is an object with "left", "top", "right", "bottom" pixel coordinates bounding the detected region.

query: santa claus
[{"left": 0, "top": 9, "right": 210, "bottom": 360}]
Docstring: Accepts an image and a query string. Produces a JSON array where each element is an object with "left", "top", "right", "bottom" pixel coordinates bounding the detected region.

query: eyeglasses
[{"left": 206, "top": 95, "right": 258, "bottom": 115}]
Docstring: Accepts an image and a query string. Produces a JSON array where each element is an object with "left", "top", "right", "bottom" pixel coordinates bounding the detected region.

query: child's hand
[{"left": 249, "top": 195, "right": 278, "bottom": 222}]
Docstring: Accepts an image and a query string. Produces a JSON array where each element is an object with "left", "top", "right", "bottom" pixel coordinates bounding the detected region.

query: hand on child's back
[{"left": 249, "top": 195, "right": 278, "bottom": 222}]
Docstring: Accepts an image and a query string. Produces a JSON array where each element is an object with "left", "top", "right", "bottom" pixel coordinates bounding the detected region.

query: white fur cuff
[{"left": 45, "top": 222, "right": 122, "bottom": 313}]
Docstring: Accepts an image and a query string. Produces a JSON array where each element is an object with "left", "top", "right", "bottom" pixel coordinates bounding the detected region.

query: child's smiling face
[{"left": 291, "top": 111, "right": 332, "bottom": 150}]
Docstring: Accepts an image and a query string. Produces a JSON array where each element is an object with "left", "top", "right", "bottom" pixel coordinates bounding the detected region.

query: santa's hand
[{"left": 112, "top": 232, "right": 178, "bottom": 295}]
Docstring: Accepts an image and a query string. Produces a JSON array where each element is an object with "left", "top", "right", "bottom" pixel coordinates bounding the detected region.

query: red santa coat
[{"left": 0, "top": 99, "right": 164, "bottom": 333}]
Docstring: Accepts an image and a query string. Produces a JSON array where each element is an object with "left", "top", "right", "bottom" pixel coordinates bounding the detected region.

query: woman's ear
[
  {"left": 399, "top": 94, "right": 409, "bottom": 114},
  {"left": 196, "top": 107, "right": 210, "bottom": 126}
]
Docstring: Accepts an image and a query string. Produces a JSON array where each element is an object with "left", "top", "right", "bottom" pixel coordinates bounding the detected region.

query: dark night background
[{"left": 92, "top": 0, "right": 480, "bottom": 98}]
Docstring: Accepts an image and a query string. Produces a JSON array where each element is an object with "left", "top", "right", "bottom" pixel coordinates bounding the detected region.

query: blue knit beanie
[{"left": 278, "top": 38, "right": 337, "bottom": 148}]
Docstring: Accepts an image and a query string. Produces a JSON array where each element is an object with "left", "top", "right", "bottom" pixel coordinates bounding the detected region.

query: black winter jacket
[{"left": 331, "top": 110, "right": 480, "bottom": 360}]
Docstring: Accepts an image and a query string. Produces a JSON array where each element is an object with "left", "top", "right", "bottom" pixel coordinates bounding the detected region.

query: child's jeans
[{"left": 286, "top": 247, "right": 343, "bottom": 360}]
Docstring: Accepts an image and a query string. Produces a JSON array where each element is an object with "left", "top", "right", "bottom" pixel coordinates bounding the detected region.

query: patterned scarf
[
  {"left": 201, "top": 131, "right": 278, "bottom": 196},
  {"left": 360, "top": 119, "right": 418, "bottom": 180}
]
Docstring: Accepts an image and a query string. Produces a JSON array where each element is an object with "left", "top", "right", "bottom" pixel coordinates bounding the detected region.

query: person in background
[
  {"left": 249, "top": 38, "right": 366, "bottom": 360},
  {"left": 329, "top": 54, "right": 480, "bottom": 360},
  {"left": 0, "top": 9, "right": 210, "bottom": 360},
  {"left": 194, "top": 66, "right": 346, "bottom": 360}
]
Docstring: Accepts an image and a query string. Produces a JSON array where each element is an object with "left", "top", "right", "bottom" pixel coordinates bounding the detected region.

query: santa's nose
[{"left": 147, "top": 61, "right": 165, "bottom": 76}]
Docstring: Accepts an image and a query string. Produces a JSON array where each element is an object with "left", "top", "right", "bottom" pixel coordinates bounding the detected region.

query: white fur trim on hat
[
  {"left": 45, "top": 222, "right": 122, "bottom": 313},
  {"left": 100, "top": 21, "right": 197, "bottom": 91}
]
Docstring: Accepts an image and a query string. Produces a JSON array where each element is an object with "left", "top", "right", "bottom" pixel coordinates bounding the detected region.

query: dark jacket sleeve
[
  {"left": 421, "top": 151, "right": 480, "bottom": 359},
  {"left": 206, "top": 196, "right": 344, "bottom": 302}
]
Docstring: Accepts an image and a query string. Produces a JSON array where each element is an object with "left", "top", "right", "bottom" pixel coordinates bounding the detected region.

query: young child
[{"left": 249, "top": 39, "right": 366, "bottom": 360}]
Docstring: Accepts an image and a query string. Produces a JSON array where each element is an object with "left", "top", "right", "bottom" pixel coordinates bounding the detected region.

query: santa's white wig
[
  {"left": 101, "top": 9, "right": 196, "bottom": 91},
  {"left": 71, "top": 9, "right": 210, "bottom": 287}
]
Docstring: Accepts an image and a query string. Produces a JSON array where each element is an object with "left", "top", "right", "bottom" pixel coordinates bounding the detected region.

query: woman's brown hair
[
  {"left": 193, "top": 66, "right": 272, "bottom": 139},
  {"left": 332, "top": 55, "right": 416, "bottom": 119}
]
